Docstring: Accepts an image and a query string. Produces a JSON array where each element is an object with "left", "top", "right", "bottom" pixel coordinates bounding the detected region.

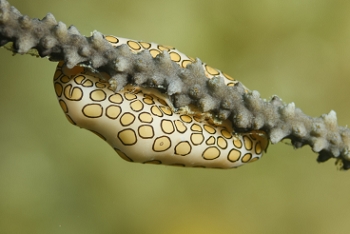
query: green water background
[{"left": 1, "top": 0, "right": 350, "bottom": 233}]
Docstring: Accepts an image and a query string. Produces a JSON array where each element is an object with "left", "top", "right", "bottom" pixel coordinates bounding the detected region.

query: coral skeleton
[{"left": 1, "top": 0, "right": 350, "bottom": 169}]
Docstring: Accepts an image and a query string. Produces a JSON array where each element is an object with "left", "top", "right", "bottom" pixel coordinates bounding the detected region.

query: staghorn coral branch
[{"left": 1, "top": 0, "right": 350, "bottom": 169}]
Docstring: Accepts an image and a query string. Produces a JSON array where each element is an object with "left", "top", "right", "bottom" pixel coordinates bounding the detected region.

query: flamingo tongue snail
[{"left": 53, "top": 35, "right": 269, "bottom": 168}]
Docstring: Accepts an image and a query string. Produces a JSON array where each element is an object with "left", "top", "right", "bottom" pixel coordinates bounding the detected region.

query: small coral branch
[{"left": 1, "top": 0, "right": 350, "bottom": 169}]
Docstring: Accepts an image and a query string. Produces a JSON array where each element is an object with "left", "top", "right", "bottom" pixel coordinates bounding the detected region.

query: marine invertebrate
[
  {"left": 1, "top": 0, "right": 350, "bottom": 169},
  {"left": 55, "top": 62, "right": 268, "bottom": 167}
]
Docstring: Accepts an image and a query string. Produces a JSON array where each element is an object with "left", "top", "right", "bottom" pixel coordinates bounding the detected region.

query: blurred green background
[{"left": 1, "top": 0, "right": 350, "bottom": 233}]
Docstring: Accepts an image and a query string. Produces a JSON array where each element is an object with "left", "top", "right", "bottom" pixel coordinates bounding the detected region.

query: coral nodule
[{"left": 1, "top": 0, "right": 350, "bottom": 169}]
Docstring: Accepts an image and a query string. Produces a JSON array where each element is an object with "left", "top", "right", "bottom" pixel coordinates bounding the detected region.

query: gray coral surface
[{"left": 1, "top": 0, "right": 350, "bottom": 169}]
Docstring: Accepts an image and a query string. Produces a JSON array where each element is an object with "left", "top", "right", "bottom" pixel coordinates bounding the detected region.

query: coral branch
[{"left": 1, "top": 0, "right": 350, "bottom": 169}]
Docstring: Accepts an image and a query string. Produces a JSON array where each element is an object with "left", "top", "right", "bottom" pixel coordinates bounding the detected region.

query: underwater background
[{"left": 1, "top": 0, "right": 350, "bottom": 233}]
